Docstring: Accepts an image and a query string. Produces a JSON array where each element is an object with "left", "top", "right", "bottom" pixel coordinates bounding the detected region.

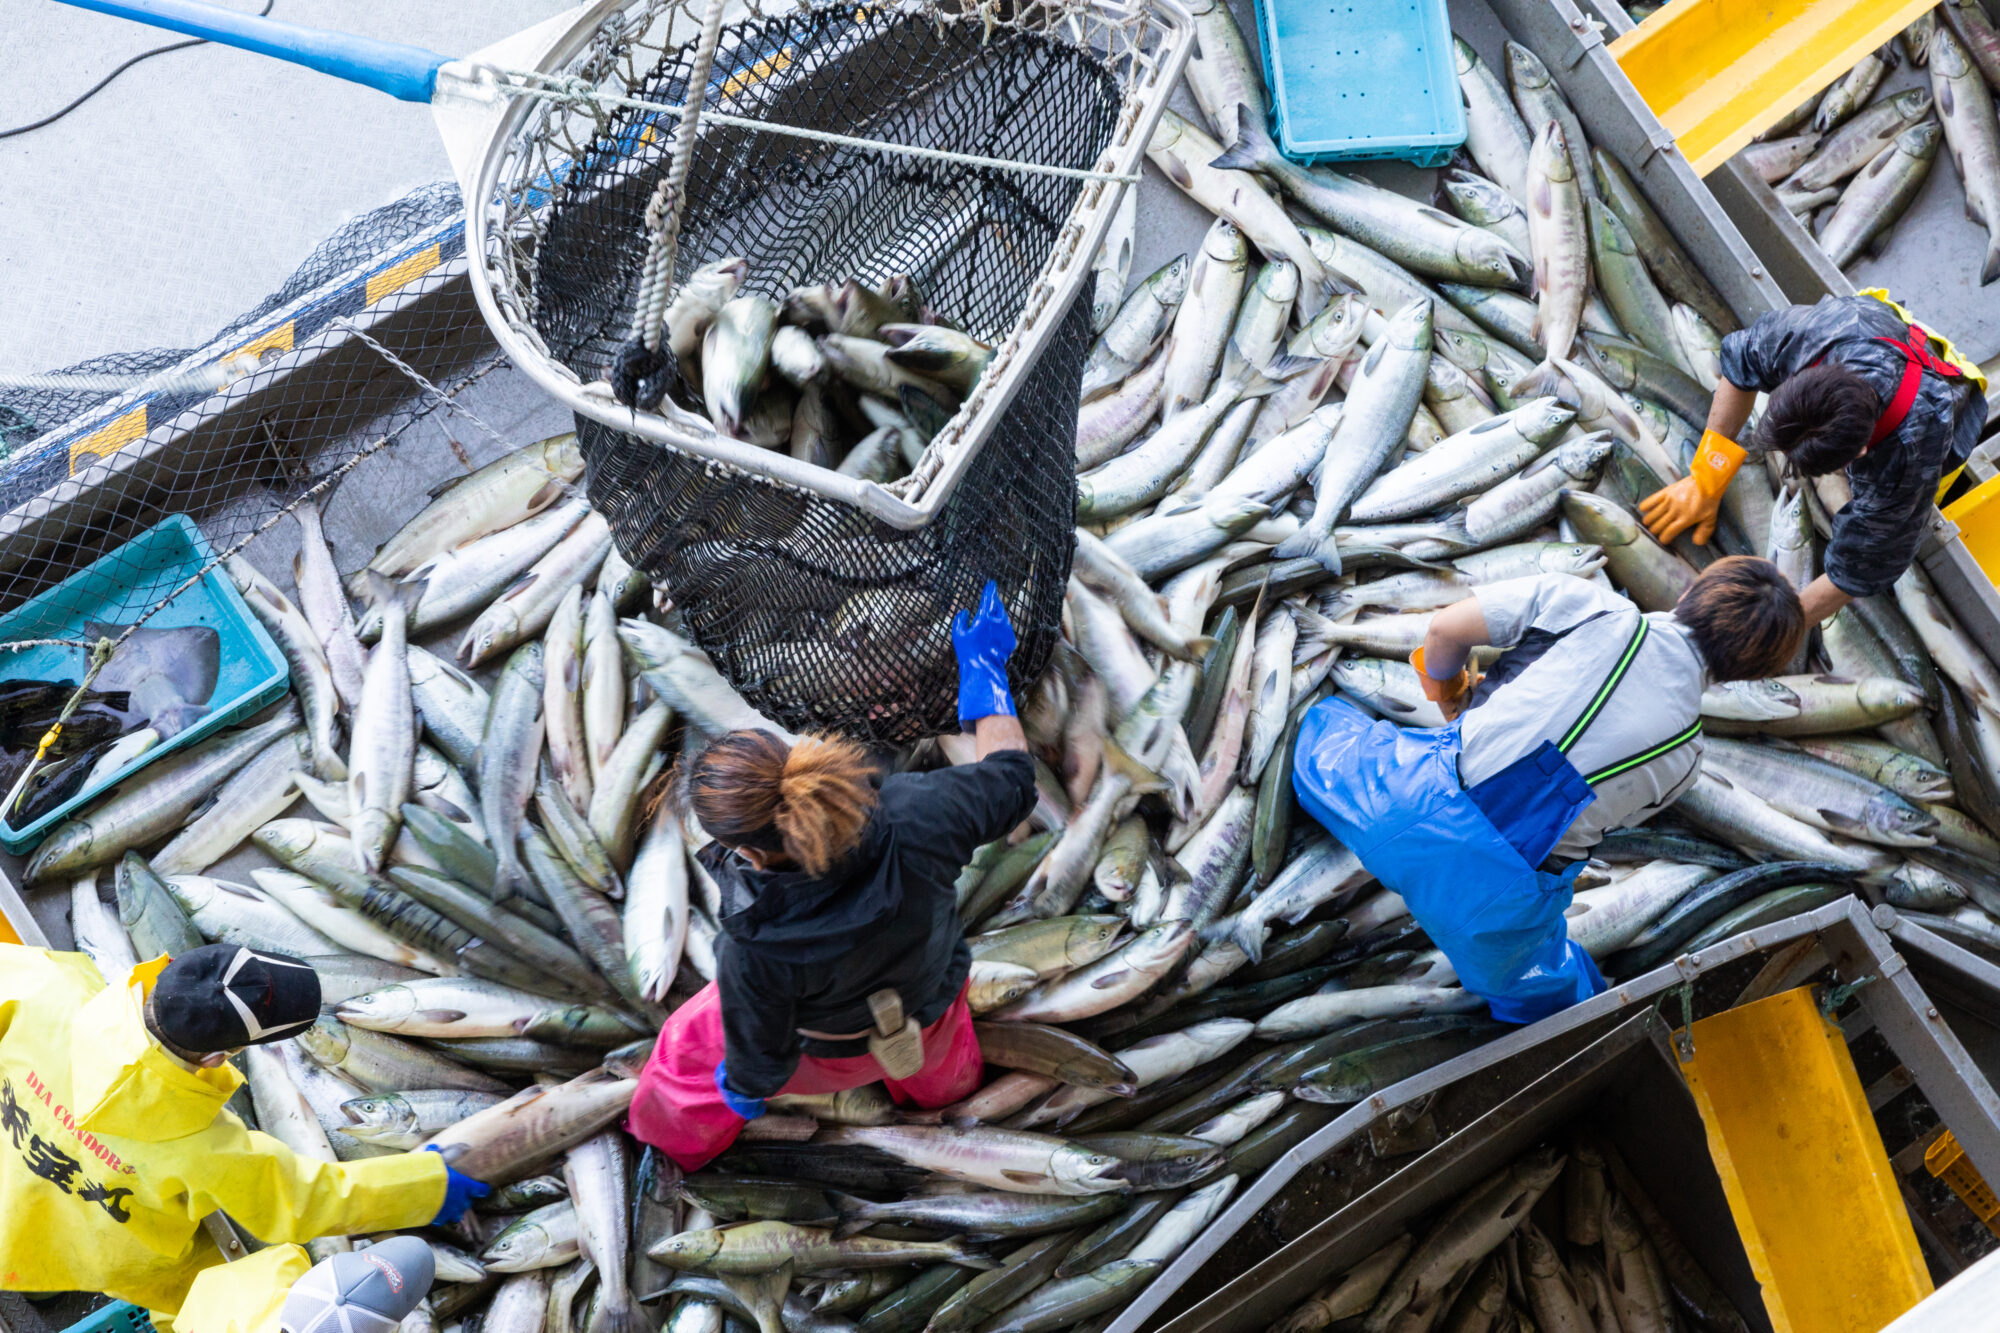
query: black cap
[{"left": 153, "top": 945, "right": 320, "bottom": 1053}]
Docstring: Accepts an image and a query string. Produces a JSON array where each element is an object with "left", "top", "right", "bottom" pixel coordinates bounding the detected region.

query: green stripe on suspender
[
  {"left": 1583, "top": 720, "right": 1704, "bottom": 786},
  {"left": 1557, "top": 618, "right": 1650, "bottom": 753}
]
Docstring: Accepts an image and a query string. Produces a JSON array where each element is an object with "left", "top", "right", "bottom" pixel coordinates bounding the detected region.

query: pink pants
[{"left": 626, "top": 981, "right": 984, "bottom": 1171}]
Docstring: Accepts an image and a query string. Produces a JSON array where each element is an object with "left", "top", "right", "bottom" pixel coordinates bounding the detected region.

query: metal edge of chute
[{"left": 1102, "top": 893, "right": 2000, "bottom": 1333}]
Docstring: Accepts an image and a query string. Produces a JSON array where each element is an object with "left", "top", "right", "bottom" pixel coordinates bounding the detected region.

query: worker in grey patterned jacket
[{"left": 1640, "top": 292, "right": 1988, "bottom": 624}]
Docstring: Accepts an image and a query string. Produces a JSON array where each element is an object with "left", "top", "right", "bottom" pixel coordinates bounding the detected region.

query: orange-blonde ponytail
[{"left": 686, "top": 729, "right": 877, "bottom": 875}]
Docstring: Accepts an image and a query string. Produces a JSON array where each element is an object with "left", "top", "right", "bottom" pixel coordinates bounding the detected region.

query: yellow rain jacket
[
  {"left": 0, "top": 947, "right": 445, "bottom": 1317},
  {"left": 175, "top": 1245, "right": 311, "bottom": 1333}
]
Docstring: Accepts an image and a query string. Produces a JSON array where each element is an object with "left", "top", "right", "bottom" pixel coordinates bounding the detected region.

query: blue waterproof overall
[{"left": 1293, "top": 617, "right": 1697, "bottom": 1024}]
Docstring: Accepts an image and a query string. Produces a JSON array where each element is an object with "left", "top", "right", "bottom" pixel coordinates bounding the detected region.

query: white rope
[
  {"left": 507, "top": 69, "right": 1141, "bottom": 187},
  {"left": 331, "top": 319, "right": 515, "bottom": 454},
  {"left": 0, "top": 355, "right": 263, "bottom": 398},
  {"left": 626, "top": 0, "right": 732, "bottom": 353}
]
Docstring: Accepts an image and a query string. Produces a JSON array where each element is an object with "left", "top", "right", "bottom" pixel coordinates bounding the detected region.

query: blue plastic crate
[
  {"left": 0, "top": 514, "right": 290, "bottom": 853},
  {"left": 1252, "top": 0, "right": 1466, "bottom": 167},
  {"left": 61, "top": 1302, "right": 153, "bottom": 1333}
]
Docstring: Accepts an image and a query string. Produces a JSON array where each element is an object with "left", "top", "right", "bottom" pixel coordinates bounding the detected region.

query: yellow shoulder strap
[{"left": 1858, "top": 288, "right": 1989, "bottom": 393}]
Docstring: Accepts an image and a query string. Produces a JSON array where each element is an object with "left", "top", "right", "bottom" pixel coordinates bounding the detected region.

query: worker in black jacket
[
  {"left": 1640, "top": 291, "right": 1989, "bottom": 622},
  {"left": 627, "top": 582, "right": 1035, "bottom": 1170}
]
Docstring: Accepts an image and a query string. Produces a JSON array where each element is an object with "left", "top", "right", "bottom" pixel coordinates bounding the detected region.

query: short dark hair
[
  {"left": 1757, "top": 362, "right": 1879, "bottom": 475},
  {"left": 1676, "top": 556, "right": 1805, "bottom": 682}
]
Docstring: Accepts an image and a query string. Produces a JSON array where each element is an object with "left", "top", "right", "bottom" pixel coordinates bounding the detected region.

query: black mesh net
[
  {"left": 0, "top": 181, "right": 488, "bottom": 626},
  {"left": 532, "top": 4, "right": 1115, "bottom": 743},
  {"left": 0, "top": 183, "right": 464, "bottom": 453}
]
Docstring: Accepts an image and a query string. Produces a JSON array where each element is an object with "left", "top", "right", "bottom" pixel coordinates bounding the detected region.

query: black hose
[{"left": 0, "top": 1, "right": 276, "bottom": 143}]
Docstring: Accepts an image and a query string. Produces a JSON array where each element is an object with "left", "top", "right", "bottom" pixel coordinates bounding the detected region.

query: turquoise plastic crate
[
  {"left": 61, "top": 1303, "right": 153, "bottom": 1333},
  {"left": 0, "top": 515, "right": 290, "bottom": 853},
  {"left": 1252, "top": 0, "right": 1466, "bottom": 166}
]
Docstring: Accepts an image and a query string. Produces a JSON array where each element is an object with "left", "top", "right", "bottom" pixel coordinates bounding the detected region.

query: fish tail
[
  {"left": 827, "top": 1194, "right": 878, "bottom": 1238},
  {"left": 1513, "top": 361, "right": 1566, "bottom": 400},
  {"left": 361, "top": 569, "right": 399, "bottom": 609},
  {"left": 1102, "top": 738, "right": 1168, "bottom": 794},
  {"left": 396, "top": 575, "right": 432, "bottom": 616},
  {"left": 1224, "top": 912, "right": 1269, "bottom": 964},
  {"left": 1272, "top": 530, "right": 1343, "bottom": 575},
  {"left": 587, "top": 1287, "right": 648, "bottom": 1333},
  {"left": 1175, "top": 634, "right": 1217, "bottom": 662},
  {"left": 948, "top": 1241, "right": 1004, "bottom": 1270},
  {"left": 1984, "top": 233, "right": 2000, "bottom": 286},
  {"left": 1207, "top": 104, "right": 1280, "bottom": 173}
]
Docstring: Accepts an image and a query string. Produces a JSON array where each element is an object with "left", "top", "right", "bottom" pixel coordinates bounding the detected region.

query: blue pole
[{"left": 54, "top": 0, "right": 453, "bottom": 103}]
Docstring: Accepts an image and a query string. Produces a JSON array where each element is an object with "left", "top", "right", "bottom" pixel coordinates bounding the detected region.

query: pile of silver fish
[
  {"left": 1742, "top": 3, "right": 2000, "bottom": 280},
  {"left": 21, "top": 14, "right": 2000, "bottom": 1333},
  {"left": 1269, "top": 1135, "right": 1745, "bottom": 1333},
  {"left": 640, "top": 257, "right": 990, "bottom": 481}
]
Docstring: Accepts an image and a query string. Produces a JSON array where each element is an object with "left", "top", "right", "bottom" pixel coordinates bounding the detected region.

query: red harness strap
[{"left": 1863, "top": 322, "right": 1962, "bottom": 453}]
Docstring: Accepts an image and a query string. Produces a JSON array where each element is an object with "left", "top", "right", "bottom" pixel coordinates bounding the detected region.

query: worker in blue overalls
[
  {"left": 1641, "top": 290, "right": 1989, "bottom": 622},
  {"left": 1292, "top": 559, "right": 1804, "bottom": 1025}
]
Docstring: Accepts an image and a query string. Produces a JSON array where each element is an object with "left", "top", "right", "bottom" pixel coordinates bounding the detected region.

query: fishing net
[{"left": 471, "top": 0, "right": 1190, "bottom": 743}]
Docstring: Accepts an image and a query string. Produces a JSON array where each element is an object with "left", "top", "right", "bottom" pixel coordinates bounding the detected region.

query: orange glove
[
  {"left": 1411, "top": 646, "right": 1476, "bottom": 722},
  {"left": 1638, "top": 430, "right": 1747, "bottom": 546}
]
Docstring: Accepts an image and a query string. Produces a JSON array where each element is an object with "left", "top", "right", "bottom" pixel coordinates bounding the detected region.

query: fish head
[
  {"left": 1050, "top": 1144, "right": 1128, "bottom": 1193},
  {"left": 1153, "top": 253, "right": 1193, "bottom": 304},
  {"left": 1512, "top": 1144, "right": 1569, "bottom": 1195},
  {"left": 337, "top": 986, "right": 416, "bottom": 1026},
  {"left": 1516, "top": 1221, "right": 1561, "bottom": 1273},
  {"left": 650, "top": 1229, "right": 724, "bottom": 1268},
  {"left": 1453, "top": 227, "right": 1531, "bottom": 287},
  {"left": 1431, "top": 328, "right": 1488, "bottom": 372},
  {"left": 1670, "top": 303, "right": 1716, "bottom": 346},
  {"left": 1385, "top": 299, "right": 1434, "bottom": 351},
  {"left": 1901, "top": 120, "right": 1944, "bottom": 158},
  {"left": 1518, "top": 396, "right": 1579, "bottom": 441},
  {"left": 1891, "top": 86, "right": 1935, "bottom": 121},
  {"left": 1200, "top": 217, "right": 1249, "bottom": 265},
  {"left": 1859, "top": 677, "right": 1925, "bottom": 718},
  {"left": 252, "top": 818, "right": 323, "bottom": 861},
  {"left": 1586, "top": 197, "right": 1638, "bottom": 258},
  {"left": 1558, "top": 490, "right": 1639, "bottom": 546},
  {"left": 1258, "top": 260, "right": 1300, "bottom": 301},
  {"left": 542, "top": 432, "right": 586, "bottom": 482},
  {"left": 482, "top": 1226, "right": 545, "bottom": 1270},
  {"left": 1551, "top": 433, "right": 1616, "bottom": 487},
  {"left": 1452, "top": 36, "right": 1479, "bottom": 75},
  {"left": 338, "top": 1094, "right": 418, "bottom": 1140},
  {"left": 1600, "top": 1192, "right": 1647, "bottom": 1251},
  {"left": 296, "top": 1014, "right": 351, "bottom": 1065},
  {"left": 459, "top": 621, "right": 506, "bottom": 668},
  {"left": 1133, "top": 920, "right": 1197, "bottom": 968},
  {"left": 1533, "top": 120, "right": 1577, "bottom": 179},
  {"left": 1069, "top": 915, "right": 1128, "bottom": 958},
  {"left": 1874, "top": 798, "right": 1942, "bottom": 843},
  {"left": 1444, "top": 170, "right": 1516, "bottom": 224},
  {"left": 1505, "top": 41, "right": 1551, "bottom": 88}
]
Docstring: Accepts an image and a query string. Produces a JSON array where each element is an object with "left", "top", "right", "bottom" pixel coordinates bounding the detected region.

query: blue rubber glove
[
  {"left": 952, "top": 580, "right": 1018, "bottom": 726},
  {"left": 714, "top": 1062, "right": 767, "bottom": 1121},
  {"left": 422, "top": 1145, "right": 490, "bottom": 1224}
]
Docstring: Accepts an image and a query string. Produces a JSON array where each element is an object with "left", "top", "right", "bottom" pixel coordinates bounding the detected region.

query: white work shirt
[{"left": 1458, "top": 575, "right": 1710, "bottom": 860}]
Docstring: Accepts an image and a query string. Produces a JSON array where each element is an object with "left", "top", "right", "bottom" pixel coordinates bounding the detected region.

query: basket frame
[{"left": 461, "top": 0, "right": 1194, "bottom": 531}]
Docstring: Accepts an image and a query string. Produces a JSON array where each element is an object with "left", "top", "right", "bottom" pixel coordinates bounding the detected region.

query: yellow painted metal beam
[
  {"left": 1680, "top": 987, "right": 1932, "bottom": 1332},
  {"left": 1610, "top": 0, "right": 1938, "bottom": 175}
]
